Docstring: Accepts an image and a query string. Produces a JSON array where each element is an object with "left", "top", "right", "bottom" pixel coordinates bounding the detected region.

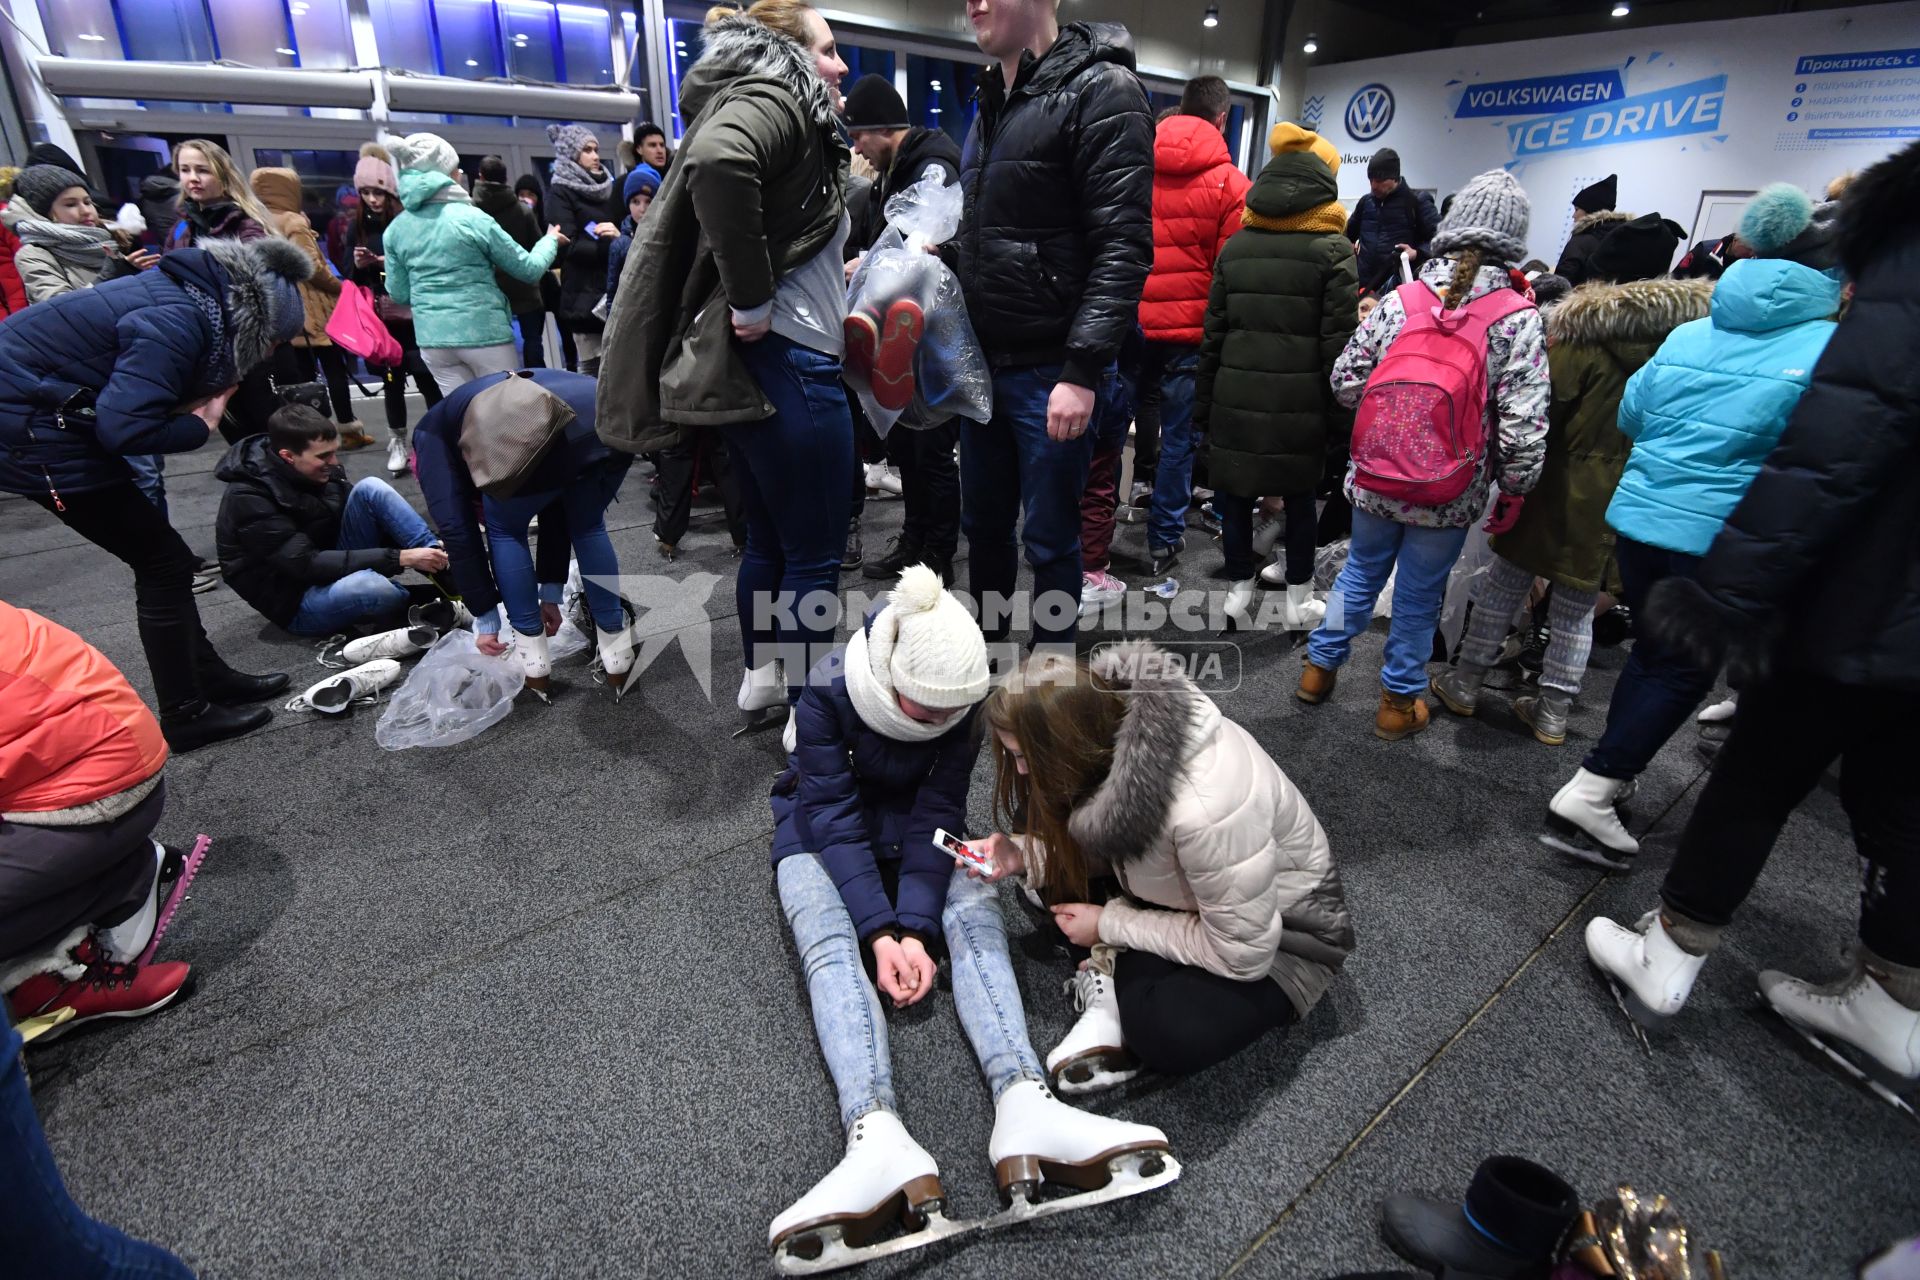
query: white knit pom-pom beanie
[{"left": 870, "top": 564, "right": 989, "bottom": 710}]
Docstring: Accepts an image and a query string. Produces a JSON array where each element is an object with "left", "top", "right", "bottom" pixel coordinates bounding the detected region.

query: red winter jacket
[
  {"left": 0, "top": 220, "right": 27, "bottom": 317},
  {"left": 1139, "top": 115, "right": 1251, "bottom": 346}
]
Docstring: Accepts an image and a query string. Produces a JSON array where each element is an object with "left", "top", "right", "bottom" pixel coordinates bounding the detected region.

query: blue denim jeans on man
[
  {"left": 1144, "top": 343, "right": 1200, "bottom": 554},
  {"left": 480, "top": 455, "right": 633, "bottom": 636},
  {"left": 1583, "top": 534, "right": 1716, "bottom": 779},
  {"left": 960, "top": 363, "right": 1100, "bottom": 648},
  {"left": 726, "top": 334, "right": 855, "bottom": 696},
  {"left": 287, "top": 477, "right": 441, "bottom": 636},
  {"left": 776, "top": 853, "right": 1048, "bottom": 1132},
  {"left": 1307, "top": 507, "right": 1470, "bottom": 695}
]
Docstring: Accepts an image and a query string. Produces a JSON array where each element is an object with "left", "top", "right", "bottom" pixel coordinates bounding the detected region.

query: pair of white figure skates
[{"left": 769, "top": 968, "right": 1162, "bottom": 1275}]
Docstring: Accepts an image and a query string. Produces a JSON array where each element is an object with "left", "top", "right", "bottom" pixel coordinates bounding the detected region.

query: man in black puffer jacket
[
  {"left": 954, "top": 7, "right": 1152, "bottom": 649},
  {"left": 1344, "top": 148, "right": 1439, "bottom": 295},
  {"left": 1628, "top": 138, "right": 1920, "bottom": 1088}
]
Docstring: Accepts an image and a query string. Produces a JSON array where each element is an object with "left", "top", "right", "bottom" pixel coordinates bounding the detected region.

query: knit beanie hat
[
  {"left": 1431, "top": 168, "right": 1530, "bottom": 265},
  {"left": 845, "top": 74, "right": 909, "bottom": 131},
  {"left": 15, "top": 164, "right": 90, "bottom": 216},
  {"left": 1739, "top": 183, "right": 1840, "bottom": 270},
  {"left": 622, "top": 163, "right": 662, "bottom": 203},
  {"left": 386, "top": 132, "right": 459, "bottom": 178},
  {"left": 353, "top": 150, "right": 397, "bottom": 195},
  {"left": 1269, "top": 122, "right": 1340, "bottom": 174},
  {"left": 1589, "top": 212, "right": 1685, "bottom": 283},
  {"left": 870, "top": 565, "right": 988, "bottom": 710},
  {"left": 546, "top": 123, "right": 597, "bottom": 163},
  {"left": 1367, "top": 148, "right": 1400, "bottom": 182},
  {"left": 1572, "top": 173, "right": 1617, "bottom": 214}
]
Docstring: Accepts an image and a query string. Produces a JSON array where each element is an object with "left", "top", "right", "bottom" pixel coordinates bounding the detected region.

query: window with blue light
[
  {"left": 110, "top": 0, "right": 217, "bottom": 63},
  {"left": 433, "top": 0, "right": 506, "bottom": 79},
  {"left": 556, "top": 2, "right": 615, "bottom": 85},
  {"left": 907, "top": 54, "right": 981, "bottom": 150},
  {"left": 368, "top": 0, "right": 436, "bottom": 73}
]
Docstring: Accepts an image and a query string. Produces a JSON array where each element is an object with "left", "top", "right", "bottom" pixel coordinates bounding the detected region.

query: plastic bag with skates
[
  {"left": 844, "top": 174, "right": 991, "bottom": 437},
  {"left": 375, "top": 629, "right": 524, "bottom": 750}
]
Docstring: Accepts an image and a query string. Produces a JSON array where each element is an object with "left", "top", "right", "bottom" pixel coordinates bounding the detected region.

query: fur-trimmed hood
[
  {"left": 1068, "top": 642, "right": 1221, "bottom": 867},
  {"left": 1569, "top": 208, "right": 1634, "bottom": 239},
  {"left": 1548, "top": 275, "right": 1714, "bottom": 350},
  {"left": 1838, "top": 137, "right": 1919, "bottom": 279},
  {"left": 680, "top": 14, "right": 839, "bottom": 132},
  {"left": 196, "top": 236, "right": 312, "bottom": 374}
]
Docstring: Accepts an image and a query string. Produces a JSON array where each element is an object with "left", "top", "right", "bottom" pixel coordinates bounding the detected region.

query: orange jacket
[
  {"left": 1139, "top": 116, "right": 1251, "bottom": 347},
  {"left": 0, "top": 600, "right": 167, "bottom": 817}
]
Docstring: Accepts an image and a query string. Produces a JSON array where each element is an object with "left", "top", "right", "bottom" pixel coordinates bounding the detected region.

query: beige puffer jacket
[{"left": 1063, "top": 642, "right": 1355, "bottom": 1017}]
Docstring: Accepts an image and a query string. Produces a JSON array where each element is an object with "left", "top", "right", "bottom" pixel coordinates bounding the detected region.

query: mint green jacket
[{"left": 383, "top": 169, "right": 558, "bottom": 349}]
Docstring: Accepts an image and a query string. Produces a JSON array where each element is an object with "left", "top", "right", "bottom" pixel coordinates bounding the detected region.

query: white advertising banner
[{"left": 1297, "top": 3, "right": 1920, "bottom": 265}]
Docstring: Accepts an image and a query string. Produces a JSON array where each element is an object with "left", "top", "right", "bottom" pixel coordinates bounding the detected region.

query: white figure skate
[
  {"left": 734, "top": 660, "right": 787, "bottom": 737},
  {"left": 1046, "top": 968, "right": 1141, "bottom": 1096},
  {"left": 1541, "top": 768, "right": 1641, "bottom": 870},
  {"left": 287, "top": 659, "right": 403, "bottom": 714},
  {"left": 338, "top": 623, "right": 437, "bottom": 666},
  {"left": 594, "top": 624, "right": 636, "bottom": 702},
  {"left": 513, "top": 629, "right": 553, "bottom": 702},
  {"left": 1760, "top": 965, "right": 1919, "bottom": 1120},
  {"left": 980, "top": 1080, "right": 1179, "bottom": 1226},
  {"left": 409, "top": 597, "right": 473, "bottom": 632},
  {"left": 769, "top": 1110, "right": 963, "bottom": 1275},
  {"left": 1586, "top": 909, "right": 1706, "bottom": 1054}
]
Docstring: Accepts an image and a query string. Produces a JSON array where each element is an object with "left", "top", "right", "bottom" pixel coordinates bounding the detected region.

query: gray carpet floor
[{"left": 4, "top": 415, "right": 1914, "bottom": 1280}]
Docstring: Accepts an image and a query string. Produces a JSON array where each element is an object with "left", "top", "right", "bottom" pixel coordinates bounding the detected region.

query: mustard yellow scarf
[{"left": 1242, "top": 201, "right": 1348, "bottom": 235}]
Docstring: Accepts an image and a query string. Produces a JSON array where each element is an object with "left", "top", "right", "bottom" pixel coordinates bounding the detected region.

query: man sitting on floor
[{"left": 216, "top": 405, "right": 449, "bottom": 637}]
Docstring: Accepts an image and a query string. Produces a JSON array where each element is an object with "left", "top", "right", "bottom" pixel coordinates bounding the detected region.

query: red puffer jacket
[
  {"left": 0, "top": 601, "right": 167, "bottom": 818},
  {"left": 1138, "top": 115, "right": 1251, "bottom": 346},
  {"left": 0, "top": 219, "right": 27, "bottom": 316}
]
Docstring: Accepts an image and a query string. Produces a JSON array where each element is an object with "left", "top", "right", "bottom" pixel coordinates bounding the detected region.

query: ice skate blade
[
  {"left": 1049, "top": 1049, "right": 1142, "bottom": 1097},
  {"left": 771, "top": 1178, "right": 958, "bottom": 1277},
  {"left": 1595, "top": 972, "right": 1658, "bottom": 1056},
  {"left": 733, "top": 707, "right": 785, "bottom": 739},
  {"left": 1537, "top": 822, "right": 1635, "bottom": 872},
  {"left": 1768, "top": 1000, "right": 1919, "bottom": 1121},
  {"left": 986, "top": 1147, "right": 1182, "bottom": 1228},
  {"left": 141, "top": 834, "right": 210, "bottom": 964}
]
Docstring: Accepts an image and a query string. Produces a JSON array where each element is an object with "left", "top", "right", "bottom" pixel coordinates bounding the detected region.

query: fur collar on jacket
[
  {"left": 681, "top": 14, "right": 839, "bottom": 132},
  {"left": 1838, "top": 138, "right": 1918, "bottom": 279},
  {"left": 1547, "top": 276, "right": 1715, "bottom": 348},
  {"left": 1569, "top": 209, "right": 1634, "bottom": 238},
  {"left": 197, "top": 236, "right": 312, "bottom": 376},
  {"left": 1067, "top": 642, "right": 1220, "bottom": 868}
]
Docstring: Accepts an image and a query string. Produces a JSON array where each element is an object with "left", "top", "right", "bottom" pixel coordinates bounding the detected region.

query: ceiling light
[
  {"left": 1610, "top": 1, "right": 1630, "bottom": 14},
  {"left": 77, "top": 31, "right": 107, "bottom": 41},
  {"left": 465, "top": 58, "right": 479, "bottom": 66},
  {"left": 930, "top": 79, "right": 941, "bottom": 89},
  {"left": 1303, "top": 33, "right": 1318, "bottom": 53},
  {"left": 275, "top": 46, "right": 296, "bottom": 55},
  {"left": 1203, "top": 4, "right": 1219, "bottom": 28}
]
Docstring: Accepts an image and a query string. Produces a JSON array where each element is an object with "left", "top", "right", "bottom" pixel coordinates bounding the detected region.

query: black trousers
[
  {"left": 1662, "top": 676, "right": 1920, "bottom": 966},
  {"left": 1217, "top": 490, "right": 1317, "bottom": 584},
  {"left": 0, "top": 782, "right": 164, "bottom": 966},
  {"left": 378, "top": 318, "right": 442, "bottom": 435},
  {"left": 890, "top": 420, "right": 960, "bottom": 561},
  {"left": 278, "top": 345, "right": 356, "bottom": 424},
  {"left": 1113, "top": 948, "right": 1297, "bottom": 1075},
  {"left": 653, "top": 433, "right": 745, "bottom": 549},
  {"left": 515, "top": 310, "right": 547, "bottom": 370},
  {"left": 224, "top": 361, "right": 280, "bottom": 444},
  {"left": 30, "top": 483, "right": 230, "bottom": 714}
]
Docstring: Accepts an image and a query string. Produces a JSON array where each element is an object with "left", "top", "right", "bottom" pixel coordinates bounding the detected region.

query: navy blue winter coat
[
  {"left": 0, "top": 249, "right": 235, "bottom": 500},
  {"left": 1344, "top": 183, "right": 1440, "bottom": 295},
  {"left": 770, "top": 623, "right": 981, "bottom": 945},
  {"left": 411, "top": 369, "right": 623, "bottom": 618}
]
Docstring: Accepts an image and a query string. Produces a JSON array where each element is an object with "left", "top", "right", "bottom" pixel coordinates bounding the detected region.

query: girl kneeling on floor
[
  {"left": 768, "top": 567, "right": 1172, "bottom": 1268},
  {"left": 975, "top": 642, "right": 1354, "bottom": 1093}
]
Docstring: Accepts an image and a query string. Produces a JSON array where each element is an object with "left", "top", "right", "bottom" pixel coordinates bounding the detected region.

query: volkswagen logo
[{"left": 1345, "top": 83, "right": 1394, "bottom": 142}]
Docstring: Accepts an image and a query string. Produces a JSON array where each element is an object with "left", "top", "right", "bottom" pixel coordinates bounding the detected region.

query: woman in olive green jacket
[
  {"left": 1435, "top": 260, "right": 1712, "bottom": 743},
  {"left": 1196, "top": 124, "right": 1356, "bottom": 631}
]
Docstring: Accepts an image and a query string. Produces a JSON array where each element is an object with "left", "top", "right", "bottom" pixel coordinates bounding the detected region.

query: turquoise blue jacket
[
  {"left": 382, "top": 170, "right": 559, "bottom": 349},
  {"left": 1606, "top": 258, "right": 1840, "bottom": 555}
]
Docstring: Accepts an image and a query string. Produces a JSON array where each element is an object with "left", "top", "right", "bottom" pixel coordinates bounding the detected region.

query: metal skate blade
[
  {"left": 732, "top": 709, "right": 785, "bottom": 739},
  {"left": 140, "top": 834, "right": 210, "bottom": 964},
  {"left": 772, "top": 1208, "right": 973, "bottom": 1275},
  {"left": 1537, "top": 828, "right": 1635, "bottom": 873},
  {"left": 1600, "top": 977, "right": 1656, "bottom": 1057},
  {"left": 979, "top": 1149, "right": 1182, "bottom": 1234},
  {"left": 1770, "top": 1004, "right": 1919, "bottom": 1122}
]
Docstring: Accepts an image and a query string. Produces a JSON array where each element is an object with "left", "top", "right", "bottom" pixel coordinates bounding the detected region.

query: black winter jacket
[
  {"left": 473, "top": 179, "right": 545, "bottom": 314},
  {"left": 1668, "top": 140, "right": 1920, "bottom": 689},
  {"left": 867, "top": 127, "right": 962, "bottom": 250},
  {"left": 1345, "top": 182, "right": 1439, "bottom": 295},
  {"left": 1554, "top": 210, "right": 1632, "bottom": 287},
  {"left": 956, "top": 22, "right": 1152, "bottom": 390},
  {"left": 547, "top": 178, "right": 620, "bottom": 333},
  {"left": 214, "top": 435, "right": 403, "bottom": 628}
]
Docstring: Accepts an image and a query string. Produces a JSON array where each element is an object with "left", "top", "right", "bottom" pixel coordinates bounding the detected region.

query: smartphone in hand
[{"left": 934, "top": 827, "right": 990, "bottom": 871}]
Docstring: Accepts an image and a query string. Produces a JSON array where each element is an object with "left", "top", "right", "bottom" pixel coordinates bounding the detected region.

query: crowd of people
[{"left": 1, "top": 0, "right": 1915, "bottom": 1272}]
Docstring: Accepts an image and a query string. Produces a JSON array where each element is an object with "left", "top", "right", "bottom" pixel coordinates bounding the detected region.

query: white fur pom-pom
[{"left": 889, "top": 563, "right": 945, "bottom": 614}]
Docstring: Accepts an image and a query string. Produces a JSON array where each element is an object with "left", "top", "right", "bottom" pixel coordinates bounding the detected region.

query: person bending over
[
  {"left": 216, "top": 404, "right": 449, "bottom": 638},
  {"left": 974, "top": 643, "right": 1354, "bottom": 1092},
  {"left": 766, "top": 567, "right": 1171, "bottom": 1269}
]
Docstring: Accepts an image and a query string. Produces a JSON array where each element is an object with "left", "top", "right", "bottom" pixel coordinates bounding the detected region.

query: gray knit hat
[
  {"left": 546, "top": 123, "right": 597, "bottom": 162},
  {"left": 1431, "top": 168, "right": 1531, "bottom": 265},
  {"left": 14, "top": 164, "right": 90, "bottom": 216}
]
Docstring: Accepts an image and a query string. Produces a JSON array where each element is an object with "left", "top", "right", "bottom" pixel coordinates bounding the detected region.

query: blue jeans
[
  {"left": 1584, "top": 535, "right": 1715, "bottom": 780},
  {"left": 776, "top": 854, "right": 1046, "bottom": 1133},
  {"left": 481, "top": 457, "right": 632, "bottom": 635},
  {"left": 1307, "top": 507, "right": 1469, "bottom": 695},
  {"left": 125, "top": 455, "right": 166, "bottom": 520},
  {"left": 960, "top": 364, "right": 1099, "bottom": 647},
  {"left": 287, "top": 478, "right": 439, "bottom": 636},
  {"left": 1145, "top": 344, "right": 1200, "bottom": 553},
  {"left": 726, "top": 335, "right": 855, "bottom": 694},
  {"left": 0, "top": 1022, "right": 194, "bottom": 1279}
]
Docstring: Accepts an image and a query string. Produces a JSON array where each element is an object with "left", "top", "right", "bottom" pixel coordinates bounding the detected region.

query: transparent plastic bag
[
  {"left": 844, "top": 174, "right": 992, "bottom": 437},
  {"left": 1313, "top": 539, "right": 1393, "bottom": 619},
  {"left": 375, "top": 629, "right": 524, "bottom": 750}
]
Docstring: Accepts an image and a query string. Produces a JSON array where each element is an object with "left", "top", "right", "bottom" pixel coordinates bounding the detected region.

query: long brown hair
[
  {"left": 706, "top": 0, "right": 814, "bottom": 44},
  {"left": 983, "top": 654, "right": 1127, "bottom": 904},
  {"left": 173, "top": 138, "right": 277, "bottom": 233}
]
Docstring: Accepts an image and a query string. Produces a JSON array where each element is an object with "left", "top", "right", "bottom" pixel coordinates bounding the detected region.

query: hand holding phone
[{"left": 934, "top": 827, "right": 991, "bottom": 872}]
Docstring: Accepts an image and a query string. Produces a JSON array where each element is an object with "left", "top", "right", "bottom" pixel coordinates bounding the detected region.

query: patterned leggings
[{"left": 1458, "top": 554, "right": 1598, "bottom": 698}]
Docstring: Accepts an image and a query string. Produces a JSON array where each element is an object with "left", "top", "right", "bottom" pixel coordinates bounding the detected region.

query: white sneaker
[
  {"left": 1760, "top": 963, "right": 1920, "bottom": 1098},
  {"left": 1046, "top": 967, "right": 1139, "bottom": 1094},
  {"left": 768, "top": 1109, "right": 943, "bottom": 1251},
  {"left": 1541, "top": 768, "right": 1640, "bottom": 869},
  {"left": 738, "top": 660, "right": 786, "bottom": 716},
  {"left": 864, "top": 462, "right": 903, "bottom": 497},
  {"left": 293, "top": 658, "right": 403, "bottom": 714},
  {"left": 385, "top": 430, "right": 409, "bottom": 476},
  {"left": 1080, "top": 569, "right": 1125, "bottom": 609},
  {"left": 340, "top": 624, "right": 436, "bottom": 665},
  {"left": 989, "top": 1079, "right": 1169, "bottom": 1197},
  {"left": 1586, "top": 909, "right": 1707, "bottom": 1025},
  {"left": 1697, "top": 695, "right": 1738, "bottom": 724},
  {"left": 1277, "top": 581, "right": 1325, "bottom": 630}
]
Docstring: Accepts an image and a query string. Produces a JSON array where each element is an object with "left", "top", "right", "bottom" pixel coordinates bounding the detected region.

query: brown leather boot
[
  {"left": 1375, "top": 688, "right": 1430, "bottom": 740},
  {"left": 1296, "top": 660, "right": 1337, "bottom": 704},
  {"left": 337, "top": 422, "right": 376, "bottom": 450}
]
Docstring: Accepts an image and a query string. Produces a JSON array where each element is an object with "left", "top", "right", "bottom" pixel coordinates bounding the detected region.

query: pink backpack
[
  {"left": 1350, "top": 280, "right": 1534, "bottom": 506},
  {"left": 324, "top": 280, "right": 403, "bottom": 368}
]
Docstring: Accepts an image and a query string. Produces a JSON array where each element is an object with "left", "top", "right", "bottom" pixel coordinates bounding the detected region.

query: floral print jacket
[{"left": 1330, "top": 258, "right": 1550, "bottom": 529}]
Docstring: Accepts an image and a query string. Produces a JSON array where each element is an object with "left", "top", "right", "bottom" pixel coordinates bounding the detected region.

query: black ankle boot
[
  {"left": 162, "top": 700, "right": 272, "bottom": 753},
  {"left": 201, "top": 669, "right": 291, "bottom": 705}
]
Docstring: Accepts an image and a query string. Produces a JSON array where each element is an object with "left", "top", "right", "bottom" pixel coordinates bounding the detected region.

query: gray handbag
[{"left": 458, "top": 371, "right": 574, "bottom": 497}]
